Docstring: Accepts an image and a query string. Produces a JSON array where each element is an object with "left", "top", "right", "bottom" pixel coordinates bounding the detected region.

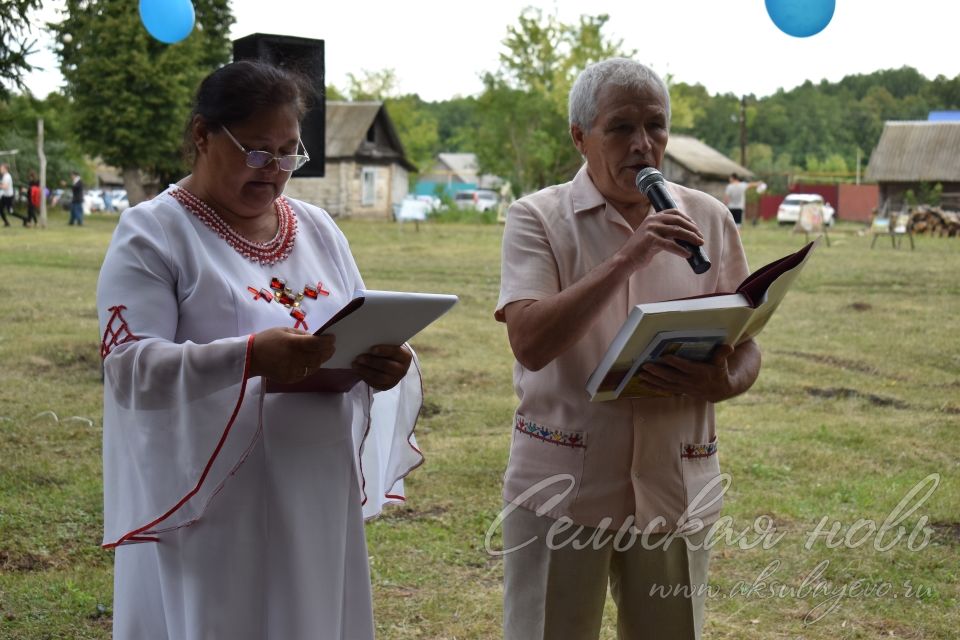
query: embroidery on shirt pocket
[
  {"left": 679, "top": 437, "right": 723, "bottom": 531},
  {"left": 514, "top": 414, "right": 586, "bottom": 449},
  {"left": 506, "top": 413, "right": 586, "bottom": 514}
]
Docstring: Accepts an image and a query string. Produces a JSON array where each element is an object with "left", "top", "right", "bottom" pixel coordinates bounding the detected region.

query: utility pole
[
  {"left": 38, "top": 118, "right": 47, "bottom": 228},
  {"left": 739, "top": 95, "right": 747, "bottom": 168}
]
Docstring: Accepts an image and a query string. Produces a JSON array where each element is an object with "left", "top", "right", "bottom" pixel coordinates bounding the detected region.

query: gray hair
[{"left": 568, "top": 58, "right": 671, "bottom": 132}]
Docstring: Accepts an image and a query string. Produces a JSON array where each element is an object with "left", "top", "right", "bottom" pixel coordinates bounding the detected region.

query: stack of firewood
[{"left": 907, "top": 206, "right": 960, "bottom": 236}]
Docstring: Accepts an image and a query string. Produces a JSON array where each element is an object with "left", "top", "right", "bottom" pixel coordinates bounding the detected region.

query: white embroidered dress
[{"left": 97, "top": 188, "right": 423, "bottom": 639}]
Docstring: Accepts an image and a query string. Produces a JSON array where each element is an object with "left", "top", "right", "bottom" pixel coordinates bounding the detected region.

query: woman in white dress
[{"left": 97, "top": 60, "right": 423, "bottom": 639}]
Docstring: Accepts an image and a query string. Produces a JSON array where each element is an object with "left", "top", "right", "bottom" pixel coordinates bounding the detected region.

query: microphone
[{"left": 635, "top": 167, "right": 711, "bottom": 274}]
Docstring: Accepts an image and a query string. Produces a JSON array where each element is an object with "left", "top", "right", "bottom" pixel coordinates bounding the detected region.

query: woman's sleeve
[
  {"left": 98, "top": 208, "right": 261, "bottom": 548},
  {"left": 323, "top": 216, "right": 425, "bottom": 517}
]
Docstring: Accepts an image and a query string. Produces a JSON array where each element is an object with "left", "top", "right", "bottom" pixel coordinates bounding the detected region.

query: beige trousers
[{"left": 502, "top": 504, "right": 710, "bottom": 640}]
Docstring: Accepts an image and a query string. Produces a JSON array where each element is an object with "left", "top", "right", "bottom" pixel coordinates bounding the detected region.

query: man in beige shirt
[{"left": 495, "top": 58, "right": 761, "bottom": 639}]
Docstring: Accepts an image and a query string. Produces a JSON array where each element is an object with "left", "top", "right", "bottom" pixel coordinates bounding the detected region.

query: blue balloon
[
  {"left": 765, "top": 0, "right": 835, "bottom": 38},
  {"left": 139, "top": 0, "right": 196, "bottom": 44}
]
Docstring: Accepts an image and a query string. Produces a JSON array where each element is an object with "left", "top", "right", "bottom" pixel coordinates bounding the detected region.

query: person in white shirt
[
  {"left": 723, "top": 173, "right": 764, "bottom": 228},
  {"left": 0, "top": 163, "right": 14, "bottom": 227}
]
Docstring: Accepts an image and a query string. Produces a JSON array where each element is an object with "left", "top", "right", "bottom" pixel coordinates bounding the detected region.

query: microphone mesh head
[{"left": 635, "top": 167, "right": 664, "bottom": 194}]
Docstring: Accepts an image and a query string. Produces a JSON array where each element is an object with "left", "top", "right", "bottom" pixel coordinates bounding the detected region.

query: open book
[
  {"left": 266, "top": 289, "right": 458, "bottom": 393},
  {"left": 586, "top": 240, "right": 818, "bottom": 402}
]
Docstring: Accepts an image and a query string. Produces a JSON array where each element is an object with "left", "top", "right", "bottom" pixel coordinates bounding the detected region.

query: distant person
[
  {"left": 102, "top": 188, "right": 113, "bottom": 212},
  {"left": 0, "top": 163, "right": 13, "bottom": 227},
  {"left": 723, "top": 173, "right": 764, "bottom": 228},
  {"left": 26, "top": 171, "right": 40, "bottom": 227},
  {"left": 69, "top": 171, "right": 84, "bottom": 225}
]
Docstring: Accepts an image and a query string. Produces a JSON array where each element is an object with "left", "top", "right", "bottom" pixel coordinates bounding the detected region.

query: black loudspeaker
[{"left": 232, "top": 33, "right": 325, "bottom": 177}]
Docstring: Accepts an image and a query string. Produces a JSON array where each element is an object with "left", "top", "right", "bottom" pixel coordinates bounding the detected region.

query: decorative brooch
[{"left": 247, "top": 277, "right": 330, "bottom": 330}]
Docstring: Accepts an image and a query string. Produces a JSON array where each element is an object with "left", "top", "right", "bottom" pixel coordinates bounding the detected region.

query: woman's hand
[
  {"left": 352, "top": 344, "right": 412, "bottom": 391},
  {"left": 249, "top": 327, "right": 336, "bottom": 383}
]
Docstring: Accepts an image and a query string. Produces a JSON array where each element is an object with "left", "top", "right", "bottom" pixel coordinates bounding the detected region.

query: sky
[{"left": 23, "top": 0, "right": 960, "bottom": 102}]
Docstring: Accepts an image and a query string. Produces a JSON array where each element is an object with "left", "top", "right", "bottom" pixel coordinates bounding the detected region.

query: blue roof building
[{"left": 928, "top": 111, "right": 960, "bottom": 121}]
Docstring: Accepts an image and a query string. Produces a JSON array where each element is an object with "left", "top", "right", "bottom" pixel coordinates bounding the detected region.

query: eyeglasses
[{"left": 221, "top": 126, "right": 310, "bottom": 172}]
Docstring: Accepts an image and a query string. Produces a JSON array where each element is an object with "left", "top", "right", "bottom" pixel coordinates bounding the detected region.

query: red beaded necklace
[{"left": 170, "top": 186, "right": 297, "bottom": 266}]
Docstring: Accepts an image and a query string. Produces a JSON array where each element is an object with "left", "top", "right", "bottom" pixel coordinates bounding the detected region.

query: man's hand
[
  {"left": 504, "top": 208, "right": 705, "bottom": 372},
  {"left": 631, "top": 341, "right": 761, "bottom": 403},
  {"left": 352, "top": 344, "right": 413, "bottom": 391},
  {"left": 249, "top": 327, "right": 336, "bottom": 383},
  {"left": 617, "top": 208, "right": 704, "bottom": 270}
]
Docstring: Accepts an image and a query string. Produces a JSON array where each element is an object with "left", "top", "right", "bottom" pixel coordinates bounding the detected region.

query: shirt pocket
[
  {"left": 679, "top": 437, "right": 723, "bottom": 531},
  {"left": 503, "top": 413, "right": 586, "bottom": 514}
]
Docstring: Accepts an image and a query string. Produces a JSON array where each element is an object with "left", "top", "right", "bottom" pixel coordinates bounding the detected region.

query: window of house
[{"left": 361, "top": 168, "right": 376, "bottom": 206}]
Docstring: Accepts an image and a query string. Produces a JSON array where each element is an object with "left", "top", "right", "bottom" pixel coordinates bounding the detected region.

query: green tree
[
  {"left": 383, "top": 95, "right": 438, "bottom": 175},
  {"left": 325, "top": 84, "right": 346, "bottom": 101},
  {"left": 922, "top": 74, "right": 960, "bottom": 109},
  {"left": 475, "top": 8, "right": 633, "bottom": 194},
  {"left": 662, "top": 66, "right": 960, "bottom": 181},
  {"left": 343, "top": 68, "right": 398, "bottom": 101},
  {"left": 336, "top": 68, "right": 440, "bottom": 176},
  {"left": 0, "top": 92, "right": 88, "bottom": 188},
  {"left": 0, "top": 0, "right": 42, "bottom": 98},
  {"left": 424, "top": 96, "right": 480, "bottom": 153},
  {"left": 666, "top": 81, "right": 709, "bottom": 132},
  {"left": 49, "top": 0, "right": 233, "bottom": 203}
]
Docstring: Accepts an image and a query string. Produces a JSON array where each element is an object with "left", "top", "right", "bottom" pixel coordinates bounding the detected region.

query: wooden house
[
  {"left": 284, "top": 101, "right": 416, "bottom": 219},
  {"left": 662, "top": 134, "right": 753, "bottom": 203},
  {"left": 866, "top": 121, "right": 960, "bottom": 212}
]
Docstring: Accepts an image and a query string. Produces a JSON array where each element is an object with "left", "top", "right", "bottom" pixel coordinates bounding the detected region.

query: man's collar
[{"left": 571, "top": 164, "right": 606, "bottom": 214}]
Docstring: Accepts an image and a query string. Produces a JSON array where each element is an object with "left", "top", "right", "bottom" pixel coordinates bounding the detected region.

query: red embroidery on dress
[
  {"left": 100, "top": 305, "right": 142, "bottom": 359},
  {"left": 247, "top": 277, "right": 334, "bottom": 331}
]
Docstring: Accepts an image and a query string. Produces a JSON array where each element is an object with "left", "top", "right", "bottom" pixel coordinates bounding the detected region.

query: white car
[
  {"left": 453, "top": 189, "right": 499, "bottom": 212},
  {"left": 777, "top": 194, "right": 835, "bottom": 226},
  {"left": 83, "top": 190, "right": 105, "bottom": 214},
  {"left": 109, "top": 189, "right": 130, "bottom": 212}
]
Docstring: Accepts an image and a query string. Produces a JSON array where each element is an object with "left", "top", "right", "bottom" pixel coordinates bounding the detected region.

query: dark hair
[
  {"left": 182, "top": 60, "right": 316, "bottom": 162},
  {"left": 730, "top": 173, "right": 740, "bottom": 181}
]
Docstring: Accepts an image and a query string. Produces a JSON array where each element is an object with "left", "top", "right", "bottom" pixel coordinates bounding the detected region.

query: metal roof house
[
  {"left": 415, "top": 152, "right": 503, "bottom": 197},
  {"left": 283, "top": 101, "right": 416, "bottom": 219},
  {"left": 866, "top": 121, "right": 960, "bottom": 211},
  {"left": 661, "top": 135, "right": 753, "bottom": 203}
]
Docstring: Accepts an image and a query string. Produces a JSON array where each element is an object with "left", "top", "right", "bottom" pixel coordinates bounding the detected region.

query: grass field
[{"left": 0, "top": 209, "right": 958, "bottom": 639}]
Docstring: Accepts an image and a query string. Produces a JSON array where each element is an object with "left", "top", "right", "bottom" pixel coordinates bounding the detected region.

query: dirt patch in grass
[
  {"left": 805, "top": 386, "right": 910, "bottom": 409},
  {"left": 452, "top": 369, "right": 497, "bottom": 389},
  {"left": 777, "top": 349, "right": 903, "bottom": 379},
  {"left": 420, "top": 400, "right": 446, "bottom": 418},
  {"left": 0, "top": 549, "right": 55, "bottom": 572},
  {"left": 930, "top": 522, "right": 960, "bottom": 546},
  {"left": 861, "top": 618, "right": 923, "bottom": 639},
  {"left": 847, "top": 301, "right": 873, "bottom": 311},
  {"left": 379, "top": 504, "right": 449, "bottom": 521},
  {"left": 409, "top": 343, "right": 443, "bottom": 355}
]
